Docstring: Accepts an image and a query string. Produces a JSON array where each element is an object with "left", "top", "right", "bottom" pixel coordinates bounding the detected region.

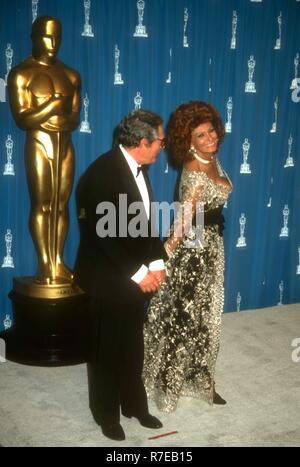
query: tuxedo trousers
[{"left": 87, "top": 296, "right": 148, "bottom": 426}]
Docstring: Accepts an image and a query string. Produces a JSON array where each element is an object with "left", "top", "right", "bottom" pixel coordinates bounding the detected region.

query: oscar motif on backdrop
[
  {"left": 133, "top": 0, "right": 148, "bottom": 38},
  {"left": 82, "top": 0, "right": 94, "bottom": 37},
  {"left": 1, "top": 230, "right": 15, "bottom": 269},
  {"left": 245, "top": 55, "right": 256, "bottom": 93},
  {"left": 3, "top": 135, "right": 15, "bottom": 176},
  {"left": 279, "top": 205, "right": 290, "bottom": 238},
  {"left": 32, "top": 0, "right": 38, "bottom": 23},
  {"left": 183, "top": 8, "right": 189, "bottom": 48},
  {"left": 225, "top": 97, "right": 233, "bottom": 133},
  {"left": 114, "top": 45, "right": 124, "bottom": 85},
  {"left": 236, "top": 213, "right": 247, "bottom": 248},
  {"left": 230, "top": 11, "right": 237, "bottom": 50},
  {"left": 284, "top": 135, "right": 294, "bottom": 168},
  {"left": 80, "top": 94, "right": 92, "bottom": 134},
  {"left": 270, "top": 98, "right": 278, "bottom": 133},
  {"left": 240, "top": 139, "right": 251, "bottom": 174}
]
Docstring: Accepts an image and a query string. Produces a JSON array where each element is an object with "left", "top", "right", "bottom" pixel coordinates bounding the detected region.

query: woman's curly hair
[{"left": 167, "top": 101, "right": 225, "bottom": 165}]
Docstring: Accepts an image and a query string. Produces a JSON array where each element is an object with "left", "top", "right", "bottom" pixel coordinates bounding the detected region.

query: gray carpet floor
[{"left": 0, "top": 303, "right": 300, "bottom": 447}]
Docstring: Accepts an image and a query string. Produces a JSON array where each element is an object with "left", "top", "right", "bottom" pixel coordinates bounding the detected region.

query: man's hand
[
  {"left": 151, "top": 269, "right": 166, "bottom": 287},
  {"left": 138, "top": 271, "right": 161, "bottom": 293}
]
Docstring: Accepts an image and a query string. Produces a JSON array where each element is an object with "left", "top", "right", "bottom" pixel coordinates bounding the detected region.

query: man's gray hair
[{"left": 117, "top": 109, "right": 163, "bottom": 147}]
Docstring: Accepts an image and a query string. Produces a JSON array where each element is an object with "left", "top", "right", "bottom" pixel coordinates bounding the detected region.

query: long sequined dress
[{"left": 143, "top": 160, "right": 232, "bottom": 412}]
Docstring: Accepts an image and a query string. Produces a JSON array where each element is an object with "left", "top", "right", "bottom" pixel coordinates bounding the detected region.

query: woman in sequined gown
[{"left": 143, "top": 101, "right": 233, "bottom": 413}]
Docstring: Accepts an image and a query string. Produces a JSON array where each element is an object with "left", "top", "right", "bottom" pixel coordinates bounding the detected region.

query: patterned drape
[{"left": 1, "top": 0, "right": 300, "bottom": 332}]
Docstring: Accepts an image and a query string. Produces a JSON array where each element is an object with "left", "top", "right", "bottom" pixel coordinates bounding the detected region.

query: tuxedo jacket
[{"left": 74, "top": 146, "right": 168, "bottom": 305}]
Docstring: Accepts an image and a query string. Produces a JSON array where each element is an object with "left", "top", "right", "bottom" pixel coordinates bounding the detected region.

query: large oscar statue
[{"left": 1, "top": 16, "right": 89, "bottom": 366}]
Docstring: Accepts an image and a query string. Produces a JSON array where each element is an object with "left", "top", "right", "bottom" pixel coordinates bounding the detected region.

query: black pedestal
[{"left": 0, "top": 291, "right": 90, "bottom": 366}]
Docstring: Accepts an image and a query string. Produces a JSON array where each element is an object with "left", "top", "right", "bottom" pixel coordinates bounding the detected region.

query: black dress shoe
[
  {"left": 123, "top": 412, "right": 163, "bottom": 429},
  {"left": 101, "top": 422, "right": 125, "bottom": 441},
  {"left": 213, "top": 390, "right": 227, "bottom": 405}
]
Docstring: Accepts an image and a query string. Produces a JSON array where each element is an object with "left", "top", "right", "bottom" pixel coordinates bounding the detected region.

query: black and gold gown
[{"left": 143, "top": 160, "right": 233, "bottom": 412}]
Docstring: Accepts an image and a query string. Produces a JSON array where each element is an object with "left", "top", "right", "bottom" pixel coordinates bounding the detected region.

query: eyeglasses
[{"left": 156, "top": 137, "right": 166, "bottom": 148}]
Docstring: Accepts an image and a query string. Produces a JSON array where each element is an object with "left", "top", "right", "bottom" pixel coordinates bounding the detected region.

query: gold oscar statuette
[{"left": 8, "top": 16, "right": 83, "bottom": 299}]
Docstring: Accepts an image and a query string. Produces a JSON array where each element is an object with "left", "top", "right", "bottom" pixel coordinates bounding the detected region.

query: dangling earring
[{"left": 189, "top": 146, "right": 197, "bottom": 156}]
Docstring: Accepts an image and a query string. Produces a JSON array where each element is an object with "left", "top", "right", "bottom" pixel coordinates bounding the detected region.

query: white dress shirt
[{"left": 119, "top": 145, "right": 165, "bottom": 283}]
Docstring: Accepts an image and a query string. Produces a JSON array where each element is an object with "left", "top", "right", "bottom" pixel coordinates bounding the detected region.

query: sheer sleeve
[{"left": 164, "top": 174, "right": 207, "bottom": 258}]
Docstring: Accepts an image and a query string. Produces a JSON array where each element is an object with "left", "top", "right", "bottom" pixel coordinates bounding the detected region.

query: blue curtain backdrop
[{"left": 0, "top": 0, "right": 300, "bottom": 332}]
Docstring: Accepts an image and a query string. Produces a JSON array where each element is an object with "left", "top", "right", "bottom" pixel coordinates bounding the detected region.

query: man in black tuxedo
[{"left": 74, "top": 110, "right": 168, "bottom": 441}]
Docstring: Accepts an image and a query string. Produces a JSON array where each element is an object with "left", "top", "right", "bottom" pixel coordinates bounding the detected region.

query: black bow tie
[
  {"left": 136, "top": 165, "right": 153, "bottom": 201},
  {"left": 136, "top": 165, "right": 146, "bottom": 177}
]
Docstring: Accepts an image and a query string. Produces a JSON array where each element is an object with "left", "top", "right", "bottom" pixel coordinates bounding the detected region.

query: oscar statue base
[{"left": 0, "top": 286, "right": 90, "bottom": 366}]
